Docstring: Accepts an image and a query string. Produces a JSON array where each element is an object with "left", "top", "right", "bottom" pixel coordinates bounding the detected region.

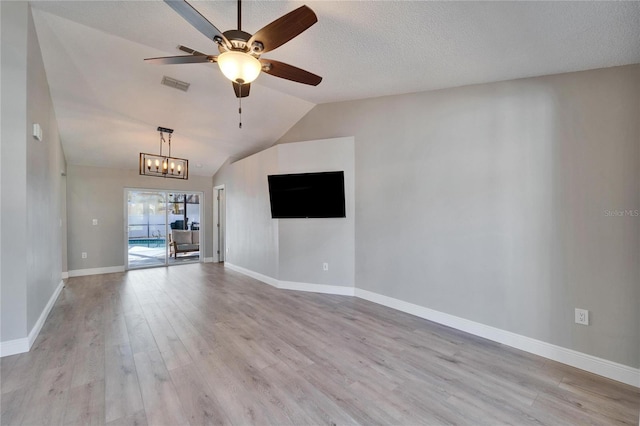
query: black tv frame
[{"left": 267, "top": 171, "right": 346, "bottom": 219}]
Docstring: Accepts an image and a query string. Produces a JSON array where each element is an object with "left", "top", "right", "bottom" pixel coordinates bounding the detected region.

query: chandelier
[{"left": 139, "top": 127, "right": 188, "bottom": 180}]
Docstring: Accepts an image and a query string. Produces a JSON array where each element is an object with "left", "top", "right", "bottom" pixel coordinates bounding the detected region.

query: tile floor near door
[{"left": 1, "top": 263, "right": 638, "bottom": 425}]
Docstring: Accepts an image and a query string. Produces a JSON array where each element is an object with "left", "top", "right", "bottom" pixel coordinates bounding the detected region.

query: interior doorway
[
  {"left": 214, "top": 185, "right": 225, "bottom": 262},
  {"left": 125, "top": 189, "right": 203, "bottom": 269}
]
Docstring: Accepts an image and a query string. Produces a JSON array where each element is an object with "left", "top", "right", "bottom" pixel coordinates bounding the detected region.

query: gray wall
[
  {"left": 277, "top": 65, "right": 640, "bottom": 368},
  {"left": 1, "top": 1, "right": 29, "bottom": 341},
  {"left": 277, "top": 138, "right": 355, "bottom": 286},
  {"left": 25, "top": 5, "right": 65, "bottom": 332},
  {"left": 223, "top": 147, "right": 280, "bottom": 278},
  {"left": 213, "top": 137, "right": 356, "bottom": 287},
  {"left": 1, "top": 2, "right": 65, "bottom": 342},
  {"left": 61, "top": 174, "right": 68, "bottom": 274},
  {"left": 66, "top": 165, "right": 213, "bottom": 271}
]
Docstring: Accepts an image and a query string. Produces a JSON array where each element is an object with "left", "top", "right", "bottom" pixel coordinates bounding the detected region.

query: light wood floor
[{"left": 1, "top": 263, "right": 638, "bottom": 425}]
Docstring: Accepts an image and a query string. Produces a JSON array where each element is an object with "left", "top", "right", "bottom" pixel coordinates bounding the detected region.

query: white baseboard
[
  {"left": 68, "top": 265, "right": 125, "bottom": 277},
  {"left": 61, "top": 272, "right": 69, "bottom": 279},
  {"left": 355, "top": 288, "right": 640, "bottom": 388},
  {"left": 223, "top": 263, "right": 639, "bottom": 388},
  {"left": 204, "top": 257, "right": 215, "bottom": 263},
  {"left": 279, "top": 280, "right": 355, "bottom": 296},
  {"left": 225, "top": 263, "right": 279, "bottom": 287},
  {"left": 1, "top": 280, "right": 64, "bottom": 357},
  {"left": 28, "top": 280, "right": 64, "bottom": 348},
  {"left": 0, "top": 338, "right": 29, "bottom": 357},
  {"left": 224, "top": 263, "right": 355, "bottom": 295}
]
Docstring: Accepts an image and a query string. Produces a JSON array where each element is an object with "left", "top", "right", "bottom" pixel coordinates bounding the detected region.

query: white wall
[
  {"left": 277, "top": 65, "right": 640, "bottom": 368},
  {"left": 213, "top": 137, "right": 355, "bottom": 288}
]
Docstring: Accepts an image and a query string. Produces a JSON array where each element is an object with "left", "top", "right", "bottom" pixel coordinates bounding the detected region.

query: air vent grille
[{"left": 161, "top": 76, "right": 190, "bottom": 92}]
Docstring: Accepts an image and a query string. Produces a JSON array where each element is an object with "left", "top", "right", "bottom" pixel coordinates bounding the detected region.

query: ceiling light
[
  {"left": 139, "top": 127, "right": 189, "bottom": 180},
  {"left": 217, "top": 51, "right": 261, "bottom": 84}
]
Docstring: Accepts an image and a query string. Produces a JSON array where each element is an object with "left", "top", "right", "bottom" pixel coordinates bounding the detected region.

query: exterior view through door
[{"left": 126, "top": 189, "right": 203, "bottom": 269}]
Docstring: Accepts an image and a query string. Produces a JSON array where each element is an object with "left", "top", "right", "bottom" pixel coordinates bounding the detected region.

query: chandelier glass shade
[
  {"left": 139, "top": 127, "right": 189, "bottom": 180},
  {"left": 217, "top": 51, "right": 262, "bottom": 84}
]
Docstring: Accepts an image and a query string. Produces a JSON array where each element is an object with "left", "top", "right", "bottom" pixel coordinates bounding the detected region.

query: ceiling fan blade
[
  {"left": 247, "top": 5, "right": 317, "bottom": 54},
  {"left": 232, "top": 82, "right": 250, "bottom": 98},
  {"left": 178, "top": 45, "right": 207, "bottom": 56},
  {"left": 145, "top": 55, "right": 216, "bottom": 65},
  {"left": 164, "top": 0, "right": 230, "bottom": 49},
  {"left": 260, "top": 59, "right": 322, "bottom": 86}
]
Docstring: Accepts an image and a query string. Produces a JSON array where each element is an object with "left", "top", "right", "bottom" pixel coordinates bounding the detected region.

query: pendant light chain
[
  {"left": 158, "top": 130, "right": 173, "bottom": 156},
  {"left": 238, "top": 0, "right": 242, "bottom": 129},
  {"left": 159, "top": 130, "right": 165, "bottom": 154}
]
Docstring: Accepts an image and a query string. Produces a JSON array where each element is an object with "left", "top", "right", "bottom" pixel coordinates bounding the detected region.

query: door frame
[
  {"left": 124, "top": 188, "right": 204, "bottom": 270},
  {"left": 213, "top": 184, "right": 225, "bottom": 263}
]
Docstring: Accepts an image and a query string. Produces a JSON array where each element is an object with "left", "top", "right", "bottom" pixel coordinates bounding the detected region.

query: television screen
[{"left": 267, "top": 171, "right": 346, "bottom": 219}]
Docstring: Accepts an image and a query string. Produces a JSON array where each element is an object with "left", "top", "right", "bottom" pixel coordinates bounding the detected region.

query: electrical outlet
[
  {"left": 575, "top": 308, "right": 589, "bottom": 325},
  {"left": 323, "top": 262, "right": 329, "bottom": 271},
  {"left": 92, "top": 219, "right": 98, "bottom": 225},
  {"left": 82, "top": 252, "right": 87, "bottom": 259}
]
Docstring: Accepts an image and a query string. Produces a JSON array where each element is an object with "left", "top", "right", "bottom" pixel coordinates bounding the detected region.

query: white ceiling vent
[{"left": 161, "top": 76, "right": 190, "bottom": 92}]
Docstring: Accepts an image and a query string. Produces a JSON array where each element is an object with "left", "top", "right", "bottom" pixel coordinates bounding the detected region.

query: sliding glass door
[
  {"left": 167, "top": 192, "right": 201, "bottom": 265},
  {"left": 126, "top": 189, "right": 202, "bottom": 269},
  {"left": 127, "top": 191, "right": 167, "bottom": 268}
]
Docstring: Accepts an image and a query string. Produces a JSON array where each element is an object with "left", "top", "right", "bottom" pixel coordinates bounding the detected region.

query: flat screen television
[{"left": 267, "top": 171, "right": 346, "bottom": 219}]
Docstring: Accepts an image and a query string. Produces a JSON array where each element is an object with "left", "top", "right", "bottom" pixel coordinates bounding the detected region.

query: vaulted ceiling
[{"left": 30, "top": 1, "right": 640, "bottom": 176}]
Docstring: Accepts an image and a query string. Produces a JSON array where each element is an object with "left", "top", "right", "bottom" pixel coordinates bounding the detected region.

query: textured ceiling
[{"left": 30, "top": 1, "right": 640, "bottom": 176}]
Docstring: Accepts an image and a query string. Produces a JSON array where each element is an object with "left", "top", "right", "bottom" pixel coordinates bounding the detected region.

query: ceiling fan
[{"left": 145, "top": 0, "right": 322, "bottom": 98}]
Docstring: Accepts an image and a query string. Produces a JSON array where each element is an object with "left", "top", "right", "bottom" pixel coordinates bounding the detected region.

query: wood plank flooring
[{"left": 1, "top": 263, "right": 638, "bottom": 425}]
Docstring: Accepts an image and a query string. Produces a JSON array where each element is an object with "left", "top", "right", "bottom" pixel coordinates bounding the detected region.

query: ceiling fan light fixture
[{"left": 217, "top": 51, "right": 261, "bottom": 84}]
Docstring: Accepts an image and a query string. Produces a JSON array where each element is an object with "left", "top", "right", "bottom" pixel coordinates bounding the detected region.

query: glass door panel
[
  {"left": 168, "top": 192, "right": 202, "bottom": 264},
  {"left": 127, "top": 191, "right": 167, "bottom": 269}
]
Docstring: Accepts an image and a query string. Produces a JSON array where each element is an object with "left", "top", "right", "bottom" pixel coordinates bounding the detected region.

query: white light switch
[
  {"left": 92, "top": 219, "right": 98, "bottom": 225},
  {"left": 32, "top": 123, "right": 43, "bottom": 141}
]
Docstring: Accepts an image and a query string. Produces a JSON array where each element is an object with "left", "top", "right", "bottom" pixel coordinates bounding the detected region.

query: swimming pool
[{"left": 128, "top": 238, "right": 166, "bottom": 248}]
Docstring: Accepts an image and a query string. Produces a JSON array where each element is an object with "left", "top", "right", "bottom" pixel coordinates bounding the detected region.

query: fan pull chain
[{"left": 238, "top": 97, "right": 242, "bottom": 129}]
